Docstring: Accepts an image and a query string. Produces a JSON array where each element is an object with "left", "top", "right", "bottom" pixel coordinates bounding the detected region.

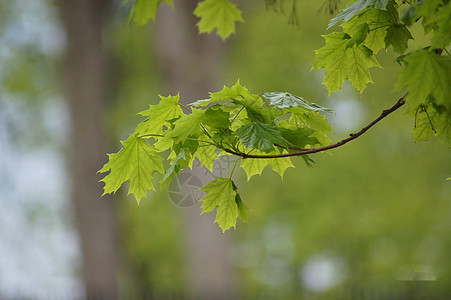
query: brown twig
[{"left": 222, "top": 95, "right": 407, "bottom": 159}]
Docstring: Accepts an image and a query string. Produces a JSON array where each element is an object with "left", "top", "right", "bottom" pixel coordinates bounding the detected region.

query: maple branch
[{"left": 222, "top": 95, "right": 406, "bottom": 159}]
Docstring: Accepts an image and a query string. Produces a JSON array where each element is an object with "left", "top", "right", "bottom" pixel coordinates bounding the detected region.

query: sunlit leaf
[
  {"left": 99, "top": 134, "right": 164, "bottom": 202},
  {"left": 200, "top": 177, "right": 243, "bottom": 232},
  {"left": 129, "top": 0, "right": 173, "bottom": 26},
  {"left": 313, "top": 32, "right": 381, "bottom": 94},
  {"left": 193, "top": 0, "right": 243, "bottom": 40},
  {"left": 395, "top": 50, "right": 451, "bottom": 110}
]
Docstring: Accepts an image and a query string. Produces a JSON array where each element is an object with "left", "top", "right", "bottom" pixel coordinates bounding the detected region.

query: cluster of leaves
[
  {"left": 104, "top": 0, "right": 450, "bottom": 231},
  {"left": 100, "top": 81, "right": 333, "bottom": 231},
  {"left": 312, "top": 0, "right": 450, "bottom": 145},
  {"left": 126, "top": 0, "right": 450, "bottom": 145}
]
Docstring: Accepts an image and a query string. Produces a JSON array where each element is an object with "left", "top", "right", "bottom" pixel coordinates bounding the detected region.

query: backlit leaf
[
  {"left": 313, "top": 32, "right": 381, "bottom": 94},
  {"left": 193, "top": 0, "right": 243, "bottom": 40},
  {"left": 129, "top": 0, "right": 173, "bottom": 26},
  {"left": 166, "top": 109, "right": 206, "bottom": 143},
  {"left": 189, "top": 80, "right": 251, "bottom": 106},
  {"left": 136, "top": 95, "right": 183, "bottom": 136},
  {"left": 200, "top": 177, "right": 242, "bottom": 232},
  {"left": 99, "top": 134, "right": 164, "bottom": 203},
  {"left": 413, "top": 105, "right": 451, "bottom": 146},
  {"left": 341, "top": 4, "right": 397, "bottom": 53},
  {"left": 193, "top": 144, "right": 218, "bottom": 172},
  {"left": 395, "top": 50, "right": 451, "bottom": 110},
  {"left": 240, "top": 149, "right": 294, "bottom": 180}
]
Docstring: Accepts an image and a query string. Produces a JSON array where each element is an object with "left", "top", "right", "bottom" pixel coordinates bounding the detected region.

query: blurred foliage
[
  {"left": 119, "top": 191, "right": 186, "bottom": 296},
  {"left": 0, "top": 0, "right": 61, "bottom": 149}
]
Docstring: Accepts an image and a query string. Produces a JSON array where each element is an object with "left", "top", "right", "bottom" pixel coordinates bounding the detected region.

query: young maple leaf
[
  {"left": 193, "top": 0, "right": 243, "bottom": 40},
  {"left": 395, "top": 50, "right": 451, "bottom": 110},
  {"left": 200, "top": 177, "right": 247, "bottom": 232},
  {"left": 234, "top": 122, "right": 289, "bottom": 153},
  {"left": 99, "top": 134, "right": 164, "bottom": 203},
  {"left": 136, "top": 94, "right": 184, "bottom": 136},
  {"left": 312, "top": 32, "right": 381, "bottom": 94},
  {"left": 130, "top": 0, "right": 173, "bottom": 26},
  {"left": 240, "top": 149, "right": 294, "bottom": 181}
]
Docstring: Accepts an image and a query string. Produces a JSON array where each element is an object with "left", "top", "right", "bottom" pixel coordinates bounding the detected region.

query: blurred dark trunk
[
  {"left": 58, "top": 0, "right": 118, "bottom": 298},
  {"left": 156, "top": 1, "right": 236, "bottom": 299}
]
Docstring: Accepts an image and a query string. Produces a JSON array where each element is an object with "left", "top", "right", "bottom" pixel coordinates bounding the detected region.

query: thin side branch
[{"left": 223, "top": 95, "right": 406, "bottom": 159}]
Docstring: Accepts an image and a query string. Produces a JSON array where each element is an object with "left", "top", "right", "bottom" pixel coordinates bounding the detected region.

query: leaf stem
[
  {"left": 179, "top": 103, "right": 191, "bottom": 113},
  {"left": 200, "top": 123, "right": 212, "bottom": 138},
  {"left": 229, "top": 157, "right": 241, "bottom": 179},
  {"left": 230, "top": 106, "right": 245, "bottom": 125},
  {"left": 274, "top": 112, "right": 289, "bottom": 122},
  {"left": 138, "top": 133, "right": 165, "bottom": 138},
  {"left": 186, "top": 138, "right": 218, "bottom": 146}
]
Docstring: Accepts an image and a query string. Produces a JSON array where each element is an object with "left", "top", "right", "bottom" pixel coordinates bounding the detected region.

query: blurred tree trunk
[
  {"left": 156, "top": 1, "right": 236, "bottom": 299},
  {"left": 58, "top": 0, "right": 118, "bottom": 298}
]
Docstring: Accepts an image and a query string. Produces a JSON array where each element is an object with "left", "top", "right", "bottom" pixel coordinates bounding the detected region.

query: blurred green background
[{"left": 0, "top": 0, "right": 449, "bottom": 299}]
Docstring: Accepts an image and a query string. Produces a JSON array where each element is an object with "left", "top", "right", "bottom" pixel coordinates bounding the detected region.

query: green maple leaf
[
  {"left": 328, "top": 0, "right": 389, "bottom": 28},
  {"left": 204, "top": 107, "right": 231, "bottom": 131},
  {"left": 415, "top": 0, "right": 450, "bottom": 47},
  {"left": 193, "top": 0, "right": 243, "bottom": 40},
  {"left": 345, "top": 23, "right": 370, "bottom": 49},
  {"left": 211, "top": 80, "right": 253, "bottom": 101},
  {"left": 240, "top": 150, "right": 294, "bottom": 180},
  {"left": 413, "top": 108, "right": 436, "bottom": 142},
  {"left": 189, "top": 80, "right": 251, "bottom": 106},
  {"left": 153, "top": 136, "right": 174, "bottom": 152},
  {"left": 436, "top": 110, "right": 451, "bottom": 146},
  {"left": 200, "top": 177, "right": 244, "bottom": 232},
  {"left": 232, "top": 96, "right": 273, "bottom": 124},
  {"left": 395, "top": 50, "right": 451, "bottom": 110},
  {"left": 193, "top": 144, "right": 218, "bottom": 172},
  {"left": 385, "top": 24, "right": 413, "bottom": 54},
  {"left": 234, "top": 122, "right": 289, "bottom": 152},
  {"left": 129, "top": 0, "right": 173, "bottom": 26},
  {"left": 165, "top": 108, "right": 206, "bottom": 143},
  {"left": 288, "top": 108, "right": 333, "bottom": 132},
  {"left": 288, "top": 109, "right": 333, "bottom": 146},
  {"left": 401, "top": 6, "right": 416, "bottom": 26},
  {"left": 263, "top": 92, "right": 333, "bottom": 112},
  {"left": 414, "top": 0, "right": 442, "bottom": 22},
  {"left": 413, "top": 105, "right": 450, "bottom": 146},
  {"left": 425, "top": 3, "right": 451, "bottom": 48},
  {"left": 313, "top": 32, "right": 381, "bottom": 94},
  {"left": 280, "top": 127, "right": 319, "bottom": 148},
  {"left": 235, "top": 193, "right": 249, "bottom": 223},
  {"left": 136, "top": 95, "right": 184, "bottom": 135},
  {"left": 160, "top": 150, "right": 190, "bottom": 190},
  {"left": 99, "top": 134, "right": 164, "bottom": 203},
  {"left": 341, "top": 4, "right": 397, "bottom": 53}
]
